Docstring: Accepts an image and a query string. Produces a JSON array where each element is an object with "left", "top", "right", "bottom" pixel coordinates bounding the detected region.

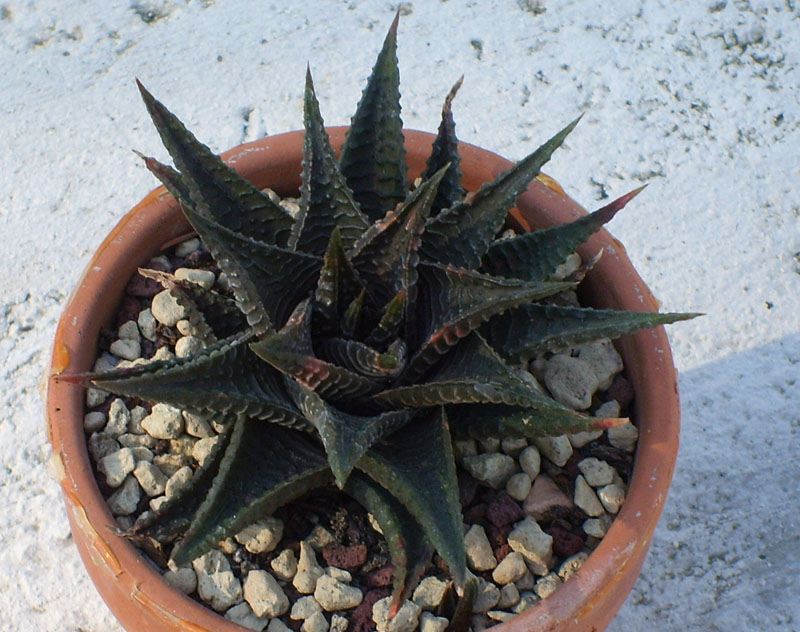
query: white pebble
[
  {"left": 165, "top": 465, "right": 193, "bottom": 499},
  {"left": 98, "top": 448, "right": 136, "bottom": 487},
  {"left": 462, "top": 453, "right": 518, "bottom": 489},
  {"left": 518, "top": 445, "right": 541, "bottom": 479},
  {"left": 373, "top": 597, "right": 421, "bottom": 632},
  {"left": 225, "top": 602, "right": 269, "bottom": 631},
  {"left": 452, "top": 439, "right": 478, "bottom": 461},
  {"left": 83, "top": 411, "right": 106, "bottom": 432},
  {"left": 497, "top": 582, "right": 520, "bottom": 609},
  {"left": 244, "top": 570, "right": 289, "bottom": 617},
  {"left": 608, "top": 421, "right": 639, "bottom": 453},
  {"left": 471, "top": 579, "right": 501, "bottom": 613},
  {"left": 175, "top": 335, "right": 204, "bottom": 357},
  {"left": 595, "top": 399, "right": 621, "bottom": 418},
  {"left": 534, "top": 572, "right": 562, "bottom": 599},
  {"left": 478, "top": 437, "right": 500, "bottom": 453},
  {"left": 574, "top": 340, "right": 623, "bottom": 390},
  {"left": 330, "top": 614, "right": 348, "bottom": 632},
  {"left": 192, "top": 549, "right": 243, "bottom": 612},
  {"left": 129, "top": 405, "right": 148, "bottom": 433},
  {"left": 491, "top": 551, "right": 527, "bottom": 585},
  {"left": 267, "top": 620, "right": 292, "bottom": 632},
  {"left": 558, "top": 552, "right": 589, "bottom": 581},
  {"left": 487, "top": 610, "right": 515, "bottom": 623},
  {"left": 138, "top": 308, "right": 157, "bottom": 342},
  {"left": 151, "top": 290, "right": 187, "bottom": 326},
  {"left": 133, "top": 460, "right": 168, "bottom": 497},
  {"left": 106, "top": 398, "right": 131, "bottom": 437},
  {"left": 163, "top": 566, "right": 197, "bottom": 594},
  {"left": 501, "top": 437, "right": 528, "bottom": 457},
  {"left": 88, "top": 432, "right": 120, "bottom": 461},
  {"left": 507, "top": 517, "right": 553, "bottom": 576},
  {"left": 183, "top": 410, "right": 215, "bottom": 438},
  {"left": 464, "top": 525, "right": 497, "bottom": 572},
  {"left": 175, "top": 237, "right": 201, "bottom": 256},
  {"left": 193, "top": 436, "right": 220, "bottom": 467},
  {"left": 325, "top": 567, "right": 352, "bottom": 583},
  {"left": 107, "top": 475, "right": 141, "bottom": 515},
  {"left": 236, "top": 517, "right": 284, "bottom": 554},
  {"left": 577, "top": 458, "right": 616, "bottom": 487},
  {"left": 291, "top": 595, "right": 322, "bottom": 620},
  {"left": 302, "top": 610, "right": 329, "bottom": 632},
  {"left": 175, "top": 267, "right": 216, "bottom": 289},
  {"left": 583, "top": 515, "right": 612, "bottom": 538},
  {"left": 307, "top": 525, "right": 335, "bottom": 550},
  {"left": 271, "top": 548, "right": 298, "bottom": 581},
  {"left": 505, "top": 472, "right": 532, "bottom": 502},
  {"left": 110, "top": 337, "right": 140, "bottom": 361},
  {"left": 574, "top": 475, "right": 605, "bottom": 517},
  {"left": 568, "top": 430, "right": 603, "bottom": 448},
  {"left": 542, "top": 354, "right": 600, "bottom": 410},
  {"left": 293, "top": 541, "right": 324, "bottom": 594},
  {"left": 314, "top": 574, "right": 363, "bottom": 611},
  {"left": 533, "top": 435, "right": 573, "bottom": 467},
  {"left": 141, "top": 403, "right": 184, "bottom": 439},
  {"left": 419, "top": 611, "right": 449, "bottom": 632},
  {"left": 512, "top": 591, "right": 540, "bottom": 614},
  {"left": 598, "top": 483, "right": 625, "bottom": 514},
  {"left": 412, "top": 576, "right": 448, "bottom": 610}
]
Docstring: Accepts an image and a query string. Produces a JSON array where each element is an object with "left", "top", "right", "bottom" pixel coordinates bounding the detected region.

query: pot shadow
[{"left": 608, "top": 333, "right": 800, "bottom": 632}]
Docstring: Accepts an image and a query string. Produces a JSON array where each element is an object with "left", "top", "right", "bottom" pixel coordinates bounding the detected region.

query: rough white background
[{"left": 1, "top": 1, "right": 799, "bottom": 630}]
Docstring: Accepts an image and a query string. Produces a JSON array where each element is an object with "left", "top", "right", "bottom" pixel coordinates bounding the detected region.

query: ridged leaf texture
[{"left": 76, "top": 16, "right": 697, "bottom": 610}]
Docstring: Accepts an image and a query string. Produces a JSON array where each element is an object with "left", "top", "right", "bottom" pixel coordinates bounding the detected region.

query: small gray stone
[
  {"left": 412, "top": 576, "right": 448, "bottom": 610},
  {"left": 325, "top": 567, "right": 352, "bottom": 583},
  {"left": 550, "top": 252, "right": 581, "bottom": 280},
  {"left": 574, "top": 475, "right": 605, "bottom": 517},
  {"left": 594, "top": 399, "right": 621, "bottom": 419},
  {"left": 192, "top": 549, "right": 243, "bottom": 612},
  {"left": 183, "top": 410, "right": 214, "bottom": 438},
  {"left": 151, "top": 289, "right": 188, "bottom": 327},
  {"left": 452, "top": 439, "right": 478, "bottom": 461},
  {"left": 118, "top": 319, "right": 140, "bottom": 340},
  {"left": 244, "top": 570, "right": 289, "bottom": 617},
  {"left": 464, "top": 525, "right": 497, "bottom": 572},
  {"left": 583, "top": 515, "right": 612, "bottom": 538},
  {"left": 142, "top": 403, "right": 184, "bottom": 439},
  {"left": 568, "top": 429, "right": 603, "bottom": 448},
  {"left": 224, "top": 602, "right": 269, "bottom": 631},
  {"left": 110, "top": 338, "right": 141, "bottom": 361},
  {"left": 133, "top": 460, "right": 168, "bottom": 497},
  {"left": 152, "top": 346, "right": 174, "bottom": 362},
  {"left": 149, "top": 495, "right": 168, "bottom": 512},
  {"left": 608, "top": 421, "right": 639, "bottom": 453},
  {"left": 373, "top": 597, "right": 421, "bottom": 632},
  {"left": 542, "top": 354, "right": 600, "bottom": 410},
  {"left": 163, "top": 566, "right": 197, "bottom": 594},
  {"left": 533, "top": 435, "right": 573, "bottom": 467},
  {"left": 293, "top": 541, "right": 324, "bottom": 594},
  {"left": 83, "top": 411, "right": 106, "bottom": 433},
  {"left": 597, "top": 483, "right": 625, "bottom": 514},
  {"left": 515, "top": 569, "right": 536, "bottom": 591},
  {"left": 472, "top": 579, "right": 501, "bottom": 613},
  {"left": 558, "top": 552, "right": 589, "bottom": 581},
  {"left": 175, "top": 267, "right": 216, "bottom": 289},
  {"left": 176, "top": 319, "right": 198, "bottom": 337},
  {"left": 154, "top": 453, "right": 189, "bottom": 476},
  {"left": 106, "top": 398, "right": 131, "bottom": 437},
  {"left": 419, "top": 611, "right": 449, "bottom": 632},
  {"left": 518, "top": 445, "right": 541, "bottom": 479},
  {"left": 88, "top": 432, "right": 120, "bottom": 461},
  {"left": 330, "top": 614, "right": 348, "bottom": 632},
  {"left": 491, "top": 551, "right": 527, "bottom": 585},
  {"left": 107, "top": 475, "right": 141, "bottom": 515},
  {"left": 501, "top": 437, "right": 528, "bottom": 457},
  {"left": 129, "top": 405, "right": 148, "bottom": 433},
  {"left": 486, "top": 610, "right": 515, "bottom": 623},
  {"left": 236, "top": 517, "right": 284, "bottom": 554},
  {"left": 314, "top": 574, "right": 363, "bottom": 611},
  {"left": 165, "top": 465, "right": 193, "bottom": 499},
  {"left": 512, "top": 591, "right": 540, "bottom": 614},
  {"left": 86, "top": 386, "right": 109, "bottom": 408},
  {"left": 507, "top": 517, "right": 553, "bottom": 575},
  {"left": 291, "top": 595, "right": 322, "bottom": 620},
  {"left": 497, "top": 582, "right": 520, "bottom": 609},
  {"left": 307, "top": 525, "right": 335, "bottom": 550},
  {"left": 267, "top": 619, "right": 293, "bottom": 632},
  {"left": 271, "top": 548, "right": 298, "bottom": 581},
  {"left": 138, "top": 308, "right": 158, "bottom": 342},
  {"left": 534, "top": 572, "right": 562, "bottom": 599},
  {"left": 577, "top": 458, "right": 616, "bottom": 487},
  {"left": 462, "top": 453, "right": 517, "bottom": 489},
  {"left": 98, "top": 448, "right": 136, "bottom": 487},
  {"left": 193, "top": 436, "right": 221, "bottom": 467},
  {"left": 176, "top": 335, "right": 204, "bottom": 358},
  {"left": 130, "top": 446, "right": 153, "bottom": 462},
  {"left": 117, "top": 432, "right": 157, "bottom": 449},
  {"left": 574, "top": 339, "right": 623, "bottom": 390},
  {"left": 302, "top": 611, "right": 329, "bottom": 632},
  {"left": 170, "top": 436, "right": 196, "bottom": 456},
  {"left": 218, "top": 537, "right": 237, "bottom": 555},
  {"left": 175, "top": 237, "right": 201, "bottom": 257},
  {"left": 478, "top": 437, "right": 501, "bottom": 453},
  {"left": 505, "top": 472, "right": 532, "bottom": 502}
]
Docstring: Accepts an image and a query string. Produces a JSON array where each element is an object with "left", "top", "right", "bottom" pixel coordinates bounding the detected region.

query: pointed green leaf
[
  {"left": 344, "top": 472, "right": 433, "bottom": 614},
  {"left": 448, "top": 402, "right": 625, "bottom": 440},
  {"left": 341, "top": 288, "right": 367, "bottom": 339},
  {"left": 357, "top": 408, "right": 466, "bottom": 586},
  {"left": 137, "top": 81, "right": 294, "bottom": 247},
  {"left": 339, "top": 14, "right": 407, "bottom": 221},
  {"left": 442, "top": 577, "right": 478, "bottom": 632},
  {"left": 290, "top": 384, "right": 412, "bottom": 487},
  {"left": 420, "top": 116, "right": 582, "bottom": 268},
  {"left": 487, "top": 304, "right": 700, "bottom": 357},
  {"left": 89, "top": 334, "right": 314, "bottom": 431},
  {"left": 171, "top": 420, "right": 331, "bottom": 565},
  {"left": 400, "top": 262, "right": 574, "bottom": 384},
  {"left": 292, "top": 68, "right": 371, "bottom": 255},
  {"left": 422, "top": 77, "right": 465, "bottom": 215},
  {"left": 137, "top": 152, "right": 193, "bottom": 211},
  {"left": 313, "top": 227, "right": 365, "bottom": 337},
  {"left": 350, "top": 166, "right": 447, "bottom": 308},
  {"left": 184, "top": 207, "right": 322, "bottom": 333},
  {"left": 316, "top": 337, "right": 406, "bottom": 378},
  {"left": 482, "top": 186, "right": 645, "bottom": 281},
  {"left": 249, "top": 301, "right": 384, "bottom": 404},
  {"left": 365, "top": 290, "right": 406, "bottom": 349}
]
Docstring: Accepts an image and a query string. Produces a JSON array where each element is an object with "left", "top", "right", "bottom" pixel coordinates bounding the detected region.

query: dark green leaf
[
  {"left": 420, "top": 116, "right": 582, "bottom": 268},
  {"left": 365, "top": 290, "right": 406, "bottom": 349},
  {"left": 400, "top": 262, "right": 574, "bottom": 384},
  {"left": 89, "top": 334, "right": 313, "bottom": 431},
  {"left": 442, "top": 577, "right": 478, "bottom": 632},
  {"left": 341, "top": 288, "right": 367, "bottom": 339},
  {"left": 136, "top": 80, "right": 294, "bottom": 247},
  {"left": 357, "top": 408, "right": 466, "bottom": 586},
  {"left": 316, "top": 337, "right": 406, "bottom": 378},
  {"left": 137, "top": 152, "right": 193, "bottom": 211},
  {"left": 313, "top": 227, "right": 365, "bottom": 336},
  {"left": 344, "top": 472, "right": 433, "bottom": 616},
  {"left": 421, "top": 77, "right": 465, "bottom": 215},
  {"left": 339, "top": 14, "right": 407, "bottom": 221},
  {"left": 292, "top": 69, "right": 371, "bottom": 255},
  {"left": 486, "top": 304, "right": 700, "bottom": 357},
  {"left": 171, "top": 420, "right": 331, "bottom": 565},
  {"left": 290, "top": 384, "right": 412, "bottom": 487},
  {"left": 482, "top": 186, "right": 644, "bottom": 282}
]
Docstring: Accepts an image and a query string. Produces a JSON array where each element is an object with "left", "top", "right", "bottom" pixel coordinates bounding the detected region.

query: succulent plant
[{"left": 77, "top": 15, "right": 694, "bottom": 613}]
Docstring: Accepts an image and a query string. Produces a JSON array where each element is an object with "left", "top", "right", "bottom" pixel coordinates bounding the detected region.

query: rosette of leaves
[{"left": 78, "top": 16, "right": 695, "bottom": 613}]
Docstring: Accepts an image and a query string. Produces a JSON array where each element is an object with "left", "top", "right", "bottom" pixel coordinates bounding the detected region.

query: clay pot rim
[{"left": 46, "top": 127, "right": 679, "bottom": 632}]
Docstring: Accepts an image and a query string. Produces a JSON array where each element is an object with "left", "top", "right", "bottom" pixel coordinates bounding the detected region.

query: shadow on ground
[{"left": 609, "top": 334, "right": 800, "bottom": 631}]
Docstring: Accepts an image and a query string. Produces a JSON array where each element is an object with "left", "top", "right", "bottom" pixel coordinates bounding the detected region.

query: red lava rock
[
  {"left": 322, "top": 543, "right": 368, "bottom": 570},
  {"left": 349, "top": 588, "right": 391, "bottom": 632},
  {"left": 126, "top": 261, "right": 169, "bottom": 297},
  {"left": 494, "top": 543, "right": 513, "bottom": 563},
  {"left": 486, "top": 523, "right": 512, "bottom": 550},
  {"left": 365, "top": 564, "right": 395, "bottom": 588},
  {"left": 462, "top": 503, "right": 487, "bottom": 525},
  {"left": 486, "top": 492, "right": 524, "bottom": 528},
  {"left": 116, "top": 296, "right": 143, "bottom": 327},
  {"left": 607, "top": 375, "right": 634, "bottom": 410},
  {"left": 546, "top": 525, "right": 585, "bottom": 558}
]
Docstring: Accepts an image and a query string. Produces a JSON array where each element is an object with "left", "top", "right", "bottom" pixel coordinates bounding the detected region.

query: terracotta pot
[{"left": 46, "top": 128, "right": 680, "bottom": 632}]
